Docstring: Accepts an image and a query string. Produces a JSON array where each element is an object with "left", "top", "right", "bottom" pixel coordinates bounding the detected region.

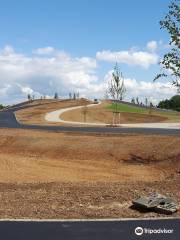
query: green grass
[
  {"left": 107, "top": 102, "right": 148, "bottom": 114},
  {"left": 107, "top": 102, "right": 180, "bottom": 121}
]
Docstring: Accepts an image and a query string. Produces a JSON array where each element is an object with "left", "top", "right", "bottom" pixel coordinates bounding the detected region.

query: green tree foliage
[
  {"left": 0, "top": 104, "right": 4, "bottom": 109},
  {"left": 157, "top": 94, "right": 180, "bottom": 111},
  {"left": 155, "top": 0, "right": 180, "bottom": 89}
]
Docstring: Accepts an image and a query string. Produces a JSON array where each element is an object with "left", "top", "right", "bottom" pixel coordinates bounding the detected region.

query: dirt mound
[
  {"left": 0, "top": 129, "right": 179, "bottom": 183},
  {"left": 61, "top": 106, "right": 167, "bottom": 124},
  {"left": 0, "top": 128, "right": 179, "bottom": 219},
  {"left": 16, "top": 99, "right": 170, "bottom": 126},
  {"left": 16, "top": 98, "right": 91, "bottom": 125}
]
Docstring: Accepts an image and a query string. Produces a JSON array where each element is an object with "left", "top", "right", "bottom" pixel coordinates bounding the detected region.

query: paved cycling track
[{"left": 0, "top": 102, "right": 180, "bottom": 135}]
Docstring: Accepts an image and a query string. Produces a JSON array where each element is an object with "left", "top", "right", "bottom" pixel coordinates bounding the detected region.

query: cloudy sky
[{"left": 0, "top": 0, "right": 177, "bottom": 105}]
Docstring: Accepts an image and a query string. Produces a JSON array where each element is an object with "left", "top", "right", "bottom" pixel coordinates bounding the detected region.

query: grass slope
[
  {"left": 107, "top": 102, "right": 180, "bottom": 122},
  {"left": 107, "top": 102, "right": 148, "bottom": 114}
]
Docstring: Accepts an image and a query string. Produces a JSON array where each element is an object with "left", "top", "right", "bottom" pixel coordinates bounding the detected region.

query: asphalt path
[
  {"left": 0, "top": 103, "right": 180, "bottom": 135},
  {"left": 0, "top": 218, "right": 179, "bottom": 240}
]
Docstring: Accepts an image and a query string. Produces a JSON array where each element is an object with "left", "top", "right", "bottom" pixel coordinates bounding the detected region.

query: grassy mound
[
  {"left": 107, "top": 102, "right": 180, "bottom": 122},
  {"left": 107, "top": 102, "right": 148, "bottom": 114}
]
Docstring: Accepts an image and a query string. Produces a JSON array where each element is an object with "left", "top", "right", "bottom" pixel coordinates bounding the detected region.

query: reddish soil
[
  {"left": 0, "top": 128, "right": 179, "bottom": 219},
  {"left": 16, "top": 99, "right": 170, "bottom": 125},
  {"left": 0, "top": 180, "right": 179, "bottom": 219},
  {"left": 61, "top": 101, "right": 167, "bottom": 124},
  {"left": 15, "top": 99, "right": 91, "bottom": 125}
]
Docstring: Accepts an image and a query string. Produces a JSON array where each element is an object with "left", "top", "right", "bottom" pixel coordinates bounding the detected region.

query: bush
[{"left": 157, "top": 95, "right": 180, "bottom": 111}]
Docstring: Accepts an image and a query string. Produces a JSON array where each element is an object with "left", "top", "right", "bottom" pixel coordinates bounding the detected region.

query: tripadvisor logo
[
  {"left": 135, "top": 227, "right": 143, "bottom": 236},
  {"left": 135, "top": 226, "right": 173, "bottom": 236}
]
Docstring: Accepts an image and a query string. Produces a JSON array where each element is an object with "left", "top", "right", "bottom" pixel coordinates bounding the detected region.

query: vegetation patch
[
  {"left": 107, "top": 102, "right": 149, "bottom": 114},
  {"left": 158, "top": 95, "right": 180, "bottom": 112},
  {"left": 106, "top": 101, "right": 180, "bottom": 122}
]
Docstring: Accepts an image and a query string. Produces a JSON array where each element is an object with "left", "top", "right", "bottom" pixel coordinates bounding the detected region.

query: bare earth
[
  {"left": 61, "top": 101, "right": 167, "bottom": 124},
  {"left": 16, "top": 99, "right": 178, "bottom": 126},
  {"left": 16, "top": 99, "right": 92, "bottom": 125},
  {"left": 0, "top": 128, "right": 179, "bottom": 219}
]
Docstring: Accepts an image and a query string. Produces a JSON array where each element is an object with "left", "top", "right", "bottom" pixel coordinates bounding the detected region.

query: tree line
[
  {"left": 157, "top": 95, "right": 180, "bottom": 111},
  {"left": 27, "top": 92, "right": 80, "bottom": 101},
  {"left": 131, "top": 97, "right": 154, "bottom": 108}
]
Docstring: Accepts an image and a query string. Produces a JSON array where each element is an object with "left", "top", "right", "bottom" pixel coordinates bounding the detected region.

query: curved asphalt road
[{"left": 0, "top": 103, "right": 180, "bottom": 135}]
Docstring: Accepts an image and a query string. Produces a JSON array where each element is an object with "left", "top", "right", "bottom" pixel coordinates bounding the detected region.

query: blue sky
[{"left": 0, "top": 0, "right": 177, "bottom": 104}]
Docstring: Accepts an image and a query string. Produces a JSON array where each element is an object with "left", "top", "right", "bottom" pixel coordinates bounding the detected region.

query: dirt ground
[
  {"left": 16, "top": 99, "right": 172, "bottom": 125},
  {"left": 61, "top": 101, "right": 167, "bottom": 124},
  {"left": 0, "top": 181, "right": 179, "bottom": 219},
  {"left": 0, "top": 128, "right": 179, "bottom": 219},
  {"left": 15, "top": 98, "right": 91, "bottom": 125}
]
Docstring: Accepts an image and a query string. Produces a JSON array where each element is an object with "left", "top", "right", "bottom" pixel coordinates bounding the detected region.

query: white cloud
[
  {"left": 0, "top": 45, "right": 176, "bottom": 105},
  {"left": 146, "top": 40, "right": 158, "bottom": 52},
  {"left": 146, "top": 40, "right": 171, "bottom": 52},
  {"left": 1, "top": 45, "right": 15, "bottom": 55},
  {"left": 125, "top": 79, "right": 177, "bottom": 104},
  {"left": 0, "top": 45, "right": 100, "bottom": 104},
  {"left": 96, "top": 50, "right": 158, "bottom": 69},
  {"left": 104, "top": 71, "right": 177, "bottom": 104},
  {"left": 33, "top": 46, "right": 55, "bottom": 55}
]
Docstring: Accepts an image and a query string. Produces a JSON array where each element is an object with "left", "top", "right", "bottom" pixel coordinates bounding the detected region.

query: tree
[
  {"left": 0, "top": 104, "right": 3, "bottom": 109},
  {"left": 154, "top": 0, "right": 180, "bottom": 89},
  {"left": 77, "top": 92, "right": 80, "bottom": 99},
  {"left": 107, "top": 63, "right": 126, "bottom": 125},
  {"left": 54, "top": 92, "right": 58, "bottom": 99},
  {"left": 73, "top": 93, "right": 76, "bottom": 100},
  {"left": 81, "top": 104, "right": 88, "bottom": 122},
  {"left": 131, "top": 97, "right": 135, "bottom": 104},
  {"left": 27, "top": 94, "right": 31, "bottom": 101},
  {"left": 148, "top": 102, "right": 154, "bottom": 115},
  {"left": 157, "top": 95, "right": 180, "bottom": 111},
  {"left": 170, "top": 94, "right": 180, "bottom": 110},
  {"left": 136, "top": 97, "right": 139, "bottom": 105},
  {"left": 145, "top": 98, "right": 148, "bottom": 107},
  {"left": 69, "top": 93, "right": 72, "bottom": 99}
]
